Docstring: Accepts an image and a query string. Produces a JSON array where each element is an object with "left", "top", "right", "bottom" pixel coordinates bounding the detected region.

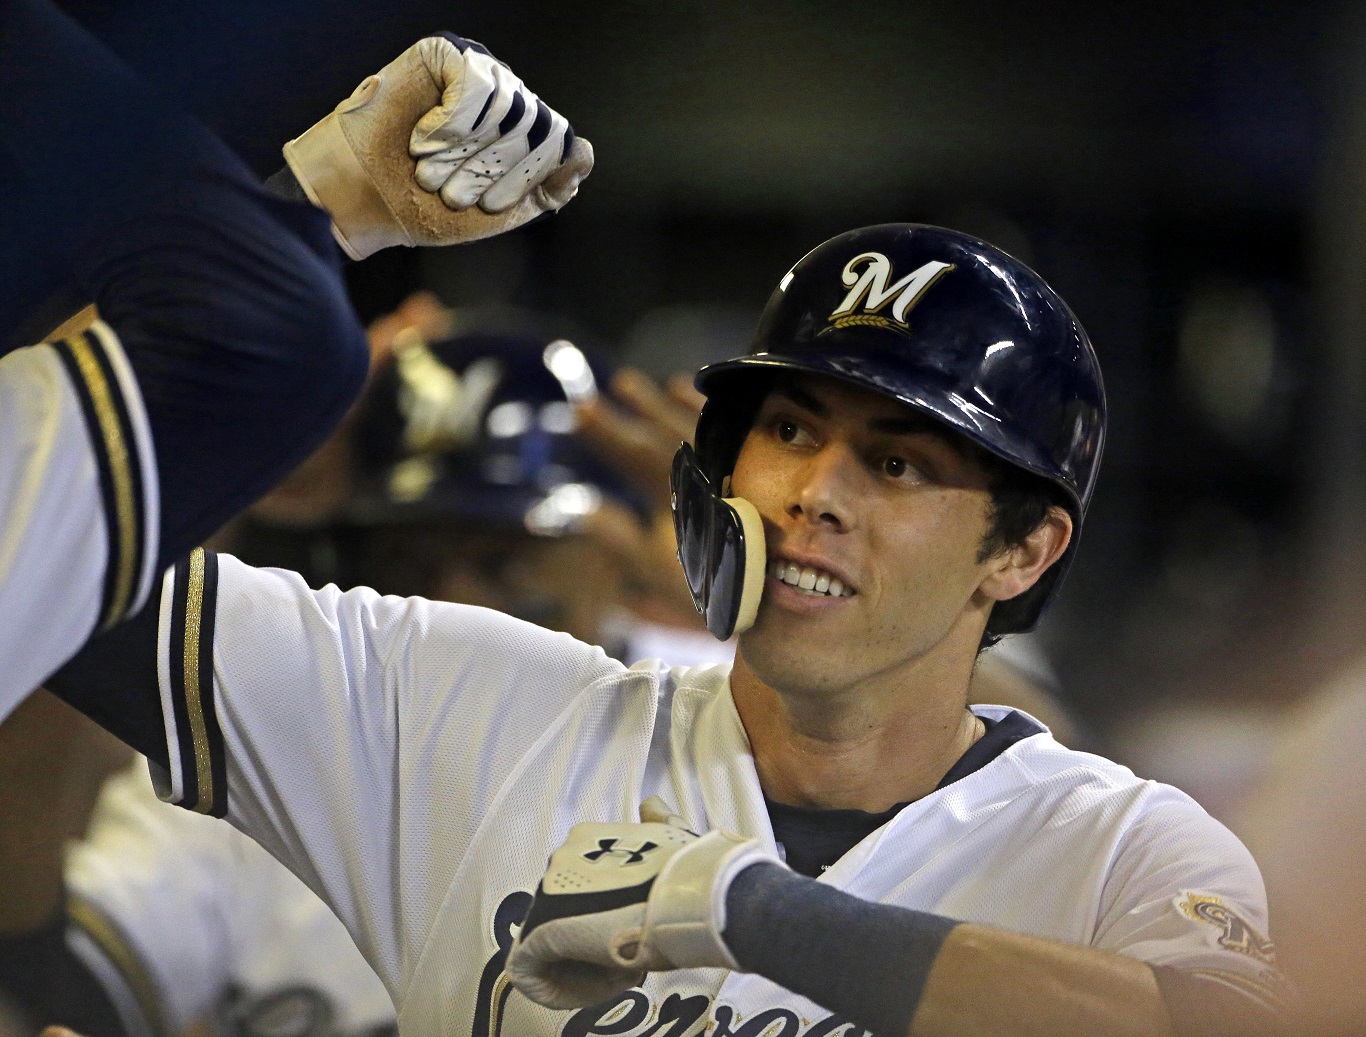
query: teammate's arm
[{"left": 0, "top": 0, "right": 591, "bottom": 715}]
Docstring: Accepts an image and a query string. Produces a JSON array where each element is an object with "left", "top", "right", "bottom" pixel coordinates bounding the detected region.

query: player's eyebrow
[
  {"left": 770, "top": 383, "right": 828, "bottom": 417},
  {"left": 867, "top": 414, "right": 954, "bottom": 441},
  {"left": 771, "top": 380, "right": 966, "bottom": 451}
]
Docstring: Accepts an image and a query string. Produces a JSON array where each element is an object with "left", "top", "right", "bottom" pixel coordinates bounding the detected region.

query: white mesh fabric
[{"left": 207, "top": 555, "right": 628, "bottom": 998}]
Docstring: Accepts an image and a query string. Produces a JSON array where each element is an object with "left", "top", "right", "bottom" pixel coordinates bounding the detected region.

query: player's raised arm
[{"left": 0, "top": 0, "right": 593, "bottom": 718}]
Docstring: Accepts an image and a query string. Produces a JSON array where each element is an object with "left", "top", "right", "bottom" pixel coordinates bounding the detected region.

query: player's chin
[{"left": 740, "top": 609, "right": 856, "bottom": 686}]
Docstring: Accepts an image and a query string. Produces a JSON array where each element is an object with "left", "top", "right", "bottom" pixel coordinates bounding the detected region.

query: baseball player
[
  {"left": 0, "top": 0, "right": 591, "bottom": 718},
  {"left": 49, "top": 226, "right": 1283, "bottom": 1036}
]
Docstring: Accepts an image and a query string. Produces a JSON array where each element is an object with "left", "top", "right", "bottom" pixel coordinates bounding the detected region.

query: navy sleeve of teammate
[{"left": 0, "top": 0, "right": 370, "bottom": 707}]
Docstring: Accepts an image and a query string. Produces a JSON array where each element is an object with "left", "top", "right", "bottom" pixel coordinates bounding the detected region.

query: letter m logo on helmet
[{"left": 827, "top": 253, "right": 955, "bottom": 334}]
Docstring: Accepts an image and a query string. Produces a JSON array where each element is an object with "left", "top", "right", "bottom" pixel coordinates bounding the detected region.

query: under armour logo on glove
[
  {"left": 584, "top": 838, "right": 659, "bottom": 865},
  {"left": 506, "top": 816, "right": 779, "bottom": 1009}
]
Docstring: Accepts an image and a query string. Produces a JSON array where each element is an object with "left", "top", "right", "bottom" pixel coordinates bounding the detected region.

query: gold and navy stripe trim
[
  {"left": 51, "top": 325, "right": 148, "bottom": 631},
  {"left": 166, "top": 548, "right": 226, "bottom": 816},
  {"left": 67, "top": 893, "right": 168, "bottom": 1037}
]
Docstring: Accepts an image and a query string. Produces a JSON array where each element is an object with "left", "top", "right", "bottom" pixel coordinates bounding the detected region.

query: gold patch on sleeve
[{"left": 1176, "top": 892, "right": 1277, "bottom": 965}]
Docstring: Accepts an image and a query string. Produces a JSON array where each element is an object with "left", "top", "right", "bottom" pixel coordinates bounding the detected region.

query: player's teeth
[{"left": 767, "top": 558, "right": 853, "bottom": 596}]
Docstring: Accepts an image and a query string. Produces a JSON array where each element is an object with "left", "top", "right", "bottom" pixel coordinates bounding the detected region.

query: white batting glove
[
  {"left": 505, "top": 816, "right": 778, "bottom": 1009},
  {"left": 283, "top": 33, "right": 593, "bottom": 260}
]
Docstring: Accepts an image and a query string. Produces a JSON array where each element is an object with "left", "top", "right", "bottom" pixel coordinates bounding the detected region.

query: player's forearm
[
  {"left": 912, "top": 924, "right": 1172, "bottom": 1037},
  {"left": 723, "top": 863, "right": 1172, "bottom": 1037}
]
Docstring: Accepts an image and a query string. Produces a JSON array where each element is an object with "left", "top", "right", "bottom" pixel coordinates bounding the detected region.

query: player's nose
[{"left": 787, "top": 442, "right": 857, "bottom": 532}]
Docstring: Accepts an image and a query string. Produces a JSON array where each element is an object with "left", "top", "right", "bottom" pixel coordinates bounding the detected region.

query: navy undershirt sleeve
[
  {"left": 724, "top": 863, "right": 960, "bottom": 1037},
  {"left": 46, "top": 588, "right": 168, "bottom": 771}
]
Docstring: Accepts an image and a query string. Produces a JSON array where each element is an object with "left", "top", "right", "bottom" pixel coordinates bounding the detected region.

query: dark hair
[
  {"left": 977, "top": 459, "right": 1069, "bottom": 563},
  {"left": 974, "top": 452, "right": 1073, "bottom": 649}
]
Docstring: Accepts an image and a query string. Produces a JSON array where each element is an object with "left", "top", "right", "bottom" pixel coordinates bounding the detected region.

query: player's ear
[{"left": 977, "top": 506, "right": 1072, "bottom": 604}]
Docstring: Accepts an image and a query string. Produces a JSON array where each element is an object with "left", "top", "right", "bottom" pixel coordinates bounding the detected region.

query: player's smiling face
[{"left": 728, "top": 372, "right": 1020, "bottom": 699}]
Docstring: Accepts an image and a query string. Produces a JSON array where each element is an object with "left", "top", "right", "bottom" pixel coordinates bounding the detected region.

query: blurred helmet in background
[
  {"left": 343, "top": 314, "right": 646, "bottom": 645},
  {"left": 350, "top": 316, "right": 642, "bottom": 535}
]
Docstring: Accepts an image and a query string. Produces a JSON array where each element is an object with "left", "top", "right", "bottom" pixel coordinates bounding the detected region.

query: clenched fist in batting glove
[
  {"left": 505, "top": 804, "right": 779, "bottom": 1009},
  {"left": 284, "top": 33, "right": 592, "bottom": 259}
]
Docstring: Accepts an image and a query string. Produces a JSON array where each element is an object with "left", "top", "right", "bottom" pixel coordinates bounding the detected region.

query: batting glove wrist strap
[
  {"left": 627, "top": 829, "right": 772, "bottom": 972},
  {"left": 283, "top": 34, "right": 592, "bottom": 260}
]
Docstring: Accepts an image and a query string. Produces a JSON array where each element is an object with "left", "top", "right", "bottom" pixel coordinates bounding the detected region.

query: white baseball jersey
[
  {"left": 0, "top": 325, "right": 158, "bottom": 717},
  {"left": 98, "top": 550, "right": 1281, "bottom": 1036},
  {"left": 65, "top": 763, "right": 395, "bottom": 1037}
]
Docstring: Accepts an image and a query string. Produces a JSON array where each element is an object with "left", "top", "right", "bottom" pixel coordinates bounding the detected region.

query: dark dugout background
[{"left": 58, "top": 0, "right": 1366, "bottom": 785}]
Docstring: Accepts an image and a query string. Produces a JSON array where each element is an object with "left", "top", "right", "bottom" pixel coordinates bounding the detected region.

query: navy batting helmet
[{"left": 676, "top": 223, "right": 1106, "bottom": 640}]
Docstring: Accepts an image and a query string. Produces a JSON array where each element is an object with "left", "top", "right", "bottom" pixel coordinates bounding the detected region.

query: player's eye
[
  {"left": 776, "top": 420, "right": 801, "bottom": 444},
  {"left": 879, "top": 455, "right": 919, "bottom": 480}
]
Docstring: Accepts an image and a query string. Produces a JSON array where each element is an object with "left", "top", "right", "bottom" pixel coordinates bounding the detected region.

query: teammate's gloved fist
[
  {"left": 283, "top": 33, "right": 593, "bottom": 260},
  {"left": 407, "top": 36, "right": 582, "bottom": 213},
  {"left": 505, "top": 816, "right": 777, "bottom": 1009}
]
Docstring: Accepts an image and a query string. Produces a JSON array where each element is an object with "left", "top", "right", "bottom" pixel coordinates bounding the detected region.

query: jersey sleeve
[
  {"left": 1092, "top": 791, "right": 1289, "bottom": 1016},
  {"left": 50, "top": 550, "right": 629, "bottom": 998},
  {"left": 0, "top": 332, "right": 158, "bottom": 718}
]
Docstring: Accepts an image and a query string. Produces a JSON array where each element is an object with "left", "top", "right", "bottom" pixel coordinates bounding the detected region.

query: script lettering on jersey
[
  {"left": 825, "top": 253, "right": 954, "bottom": 334},
  {"left": 1176, "top": 892, "right": 1277, "bottom": 964},
  {"left": 478, "top": 892, "right": 871, "bottom": 1037},
  {"left": 474, "top": 890, "right": 535, "bottom": 1037},
  {"left": 562, "top": 992, "right": 869, "bottom": 1037}
]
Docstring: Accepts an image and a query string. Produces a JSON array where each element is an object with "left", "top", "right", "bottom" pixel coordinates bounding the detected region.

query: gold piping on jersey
[
  {"left": 56, "top": 325, "right": 140, "bottom": 629},
  {"left": 163, "top": 549, "right": 225, "bottom": 817},
  {"left": 490, "top": 971, "right": 514, "bottom": 1037},
  {"left": 183, "top": 547, "right": 216, "bottom": 814},
  {"left": 68, "top": 892, "right": 168, "bottom": 1037}
]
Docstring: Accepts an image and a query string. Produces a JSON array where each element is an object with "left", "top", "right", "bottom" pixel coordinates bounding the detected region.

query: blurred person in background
[{"left": 0, "top": 690, "right": 396, "bottom": 1037}]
